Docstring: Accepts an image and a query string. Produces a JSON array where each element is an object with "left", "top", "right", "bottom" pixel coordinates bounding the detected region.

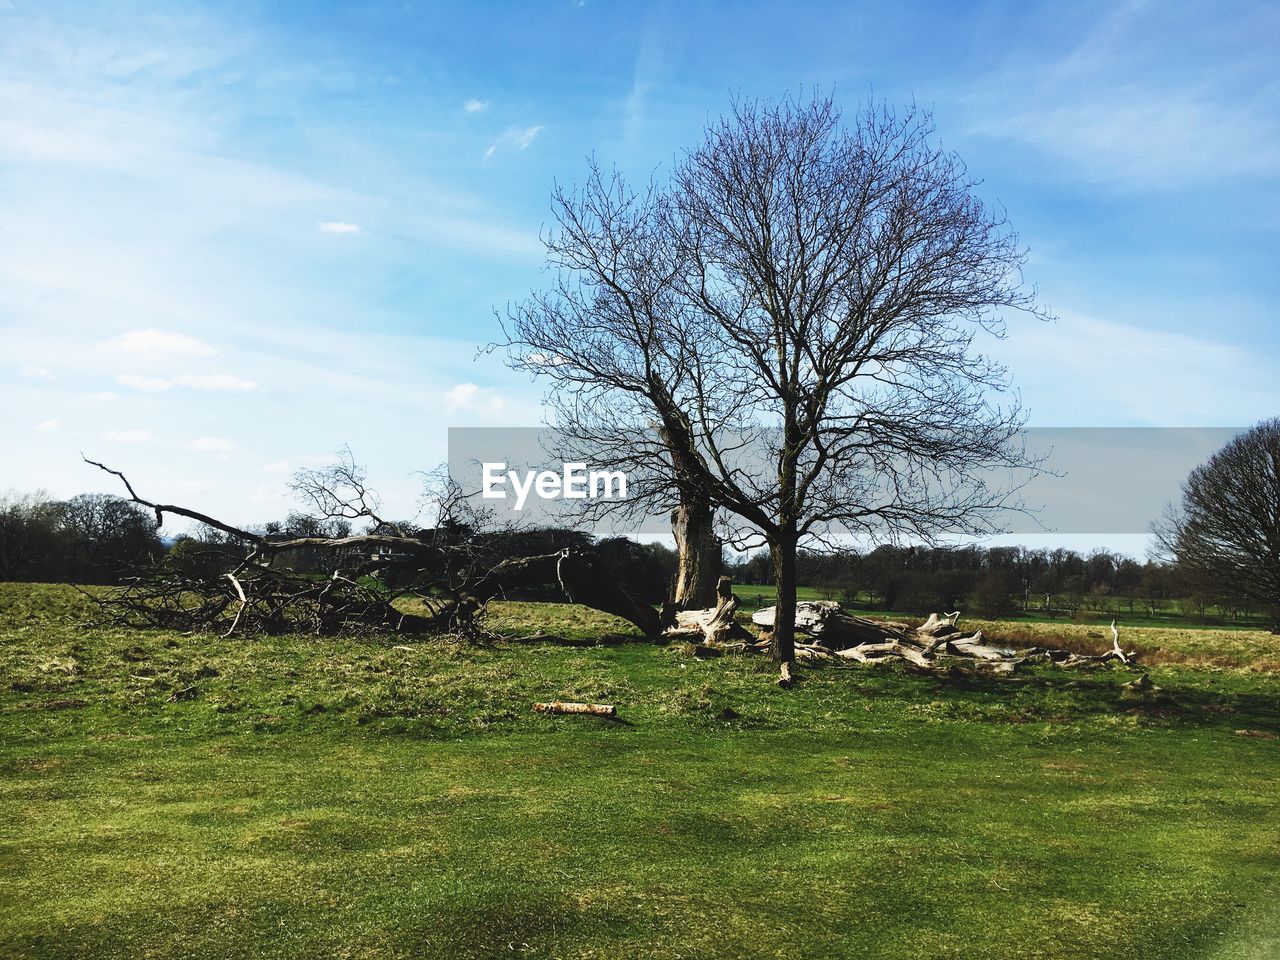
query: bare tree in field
[
  {"left": 1156, "top": 417, "right": 1280, "bottom": 632},
  {"left": 501, "top": 171, "right": 724, "bottom": 608},
  {"left": 504, "top": 94, "right": 1045, "bottom": 669}
]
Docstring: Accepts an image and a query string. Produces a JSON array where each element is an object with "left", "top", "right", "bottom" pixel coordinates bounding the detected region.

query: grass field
[{"left": 3, "top": 583, "right": 1280, "bottom": 959}]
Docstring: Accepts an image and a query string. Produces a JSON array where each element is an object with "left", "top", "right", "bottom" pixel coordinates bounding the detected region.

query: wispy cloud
[
  {"left": 463, "top": 98, "right": 489, "bottom": 114},
  {"left": 35, "top": 418, "right": 61, "bottom": 432},
  {"left": 968, "top": 92, "right": 1280, "bottom": 190},
  {"left": 318, "top": 220, "right": 361, "bottom": 234},
  {"left": 623, "top": 16, "right": 664, "bottom": 151},
  {"left": 106, "top": 328, "right": 217, "bottom": 356},
  {"left": 19, "top": 364, "right": 53, "bottom": 380},
  {"left": 960, "top": 4, "right": 1280, "bottom": 190},
  {"left": 117, "top": 373, "right": 258, "bottom": 393},
  {"left": 484, "top": 124, "right": 544, "bottom": 159}
]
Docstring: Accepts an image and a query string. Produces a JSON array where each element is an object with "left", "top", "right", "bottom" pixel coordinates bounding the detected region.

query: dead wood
[
  {"left": 665, "top": 576, "right": 753, "bottom": 645},
  {"left": 747, "top": 600, "right": 1140, "bottom": 675},
  {"left": 82, "top": 458, "right": 662, "bottom": 639},
  {"left": 533, "top": 701, "right": 617, "bottom": 717}
]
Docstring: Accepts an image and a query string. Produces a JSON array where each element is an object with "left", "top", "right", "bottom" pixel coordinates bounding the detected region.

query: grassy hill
[{"left": 2, "top": 583, "right": 1279, "bottom": 959}]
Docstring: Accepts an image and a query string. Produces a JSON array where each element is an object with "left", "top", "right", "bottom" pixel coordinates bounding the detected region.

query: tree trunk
[
  {"left": 770, "top": 533, "right": 797, "bottom": 666},
  {"left": 671, "top": 496, "right": 721, "bottom": 608}
]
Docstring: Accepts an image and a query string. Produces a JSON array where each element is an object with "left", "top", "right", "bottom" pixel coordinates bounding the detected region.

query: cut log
[
  {"left": 533, "top": 701, "right": 617, "bottom": 718},
  {"left": 795, "top": 643, "right": 835, "bottom": 662},
  {"left": 946, "top": 634, "right": 1023, "bottom": 661}
]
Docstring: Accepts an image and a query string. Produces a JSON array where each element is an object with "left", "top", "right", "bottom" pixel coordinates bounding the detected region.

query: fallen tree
[
  {"left": 675, "top": 597, "right": 1139, "bottom": 674},
  {"left": 82, "top": 457, "right": 667, "bottom": 639}
]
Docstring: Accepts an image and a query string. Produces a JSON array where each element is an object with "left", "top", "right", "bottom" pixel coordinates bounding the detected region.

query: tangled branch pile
[{"left": 82, "top": 457, "right": 663, "bottom": 639}]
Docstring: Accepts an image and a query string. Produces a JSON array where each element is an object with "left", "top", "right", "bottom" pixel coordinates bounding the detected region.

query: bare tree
[
  {"left": 501, "top": 170, "right": 724, "bottom": 607},
  {"left": 504, "top": 94, "right": 1045, "bottom": 669},
  {"left": 1155, "top": 417, "right": 1280, "bottom": 631}
]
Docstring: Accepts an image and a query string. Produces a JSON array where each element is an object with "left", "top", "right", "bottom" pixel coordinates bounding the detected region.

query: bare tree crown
[{"left": 503, "top": 94, "right": 1046, "bottom": 547}]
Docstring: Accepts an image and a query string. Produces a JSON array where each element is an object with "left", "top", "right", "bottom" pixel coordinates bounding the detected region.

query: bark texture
[{"left": 671, "top": 498, "right": 721, "bottom": 609}]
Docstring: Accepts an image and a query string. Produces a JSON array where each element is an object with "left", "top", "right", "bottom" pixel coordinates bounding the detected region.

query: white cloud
[
  {"left": 484, "top": 124, "right": 545, "bottom": 159},
  {"left": 35, "top": 418, "right": 61, "bottom": 431},
  {"left": 463, "top": 99, "right": 489, "bottom": 113},
  {"left": 991, "top": 310, "right": 1280, "bottom": 426},
  {"left": 318, "top": 220, "right": 361, "bottom": 234},
  {"left": 106, "top": 328, "right": 217, "bottom": 356},
  {"left": 117, "top": 372, "right": 258, "bottom": 392},
  {"left": 261, "top": 459, "right": 291, "bottom": 473},
  {"left": 187, "top": 436, "right": 235, "bottom": 455},
  {"left": 86, "top": 391, "right": 121, "bottom": 402},
  {"left": 252, "top": 484, "right": 283, "bottom": 503},
  {"left": 19, "top": 363, "right": 52, "bottom": 380},
  {"left": 101, "top": 429, "right": 151, "bottom": 444},
  {"left": 445, "top": 382, "right": 506, "bottom": 415}
]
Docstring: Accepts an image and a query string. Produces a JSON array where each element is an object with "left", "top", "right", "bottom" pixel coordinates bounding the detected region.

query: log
[
  {"left": 532, "top": 701, "right": 617, "bottom": 718},
  {"left": 751, "top": 601, "right": 911, "bottom": 649},
  {"left": 752, "top": 600, "right": 841, "bottom": 633}
]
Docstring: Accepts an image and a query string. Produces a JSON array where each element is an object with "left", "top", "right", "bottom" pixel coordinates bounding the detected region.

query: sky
[{"left": 2, "top": 0, "right": 1278, "bottom": 542}]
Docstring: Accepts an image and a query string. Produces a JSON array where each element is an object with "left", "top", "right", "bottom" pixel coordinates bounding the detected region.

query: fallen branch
[
  {"left": 532, "top": 701, "right": 617, "bottom": 718},
  {"left": 81, "top": 457, "right": 664, "bottom": 639}
]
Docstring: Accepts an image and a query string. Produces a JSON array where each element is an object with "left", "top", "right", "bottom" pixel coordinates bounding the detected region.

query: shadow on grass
[
  {"left": 847, "top": 659, "right": 1280, "bottom": 736},
  {"left": 497, "top": 631, "right": 650, "bottom": 649}
]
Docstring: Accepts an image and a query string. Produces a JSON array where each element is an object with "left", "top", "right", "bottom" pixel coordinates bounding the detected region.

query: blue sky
[{"left": 3, "top": 0, "right": 1278, "bottom": 532}]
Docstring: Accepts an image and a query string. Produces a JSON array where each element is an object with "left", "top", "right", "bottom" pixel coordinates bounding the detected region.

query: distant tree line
[
  {"left": 0, "top": 490, "right": 679, "bottom": 603},
  {"left": 0, "top": 491, "right": 164, "bottom": 585},
  {"left": 0, "top": 487, "right": 1268, "bottom": 626},
  {"left": 727, "top": 543, "right": 1260, "bottom": 624}
]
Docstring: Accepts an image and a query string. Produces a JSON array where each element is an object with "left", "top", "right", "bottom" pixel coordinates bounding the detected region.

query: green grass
[{"left": 3, "top": 583, "right": 1280, "bottom": 959}]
